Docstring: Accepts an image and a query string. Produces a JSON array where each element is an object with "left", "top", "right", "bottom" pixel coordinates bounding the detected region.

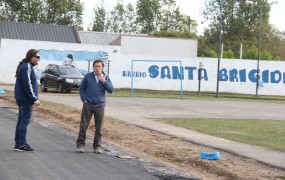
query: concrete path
[{"left": 1, "top": 85, "right": 285, "bottom": 170}]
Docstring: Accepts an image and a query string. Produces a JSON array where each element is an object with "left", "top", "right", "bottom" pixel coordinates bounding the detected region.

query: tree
[
  {"left": 136, "top": 0, "right": 161, "bottom": 34},
  {"left": 92, "top": 5, "right": 106, "bottom": 32},
  {"left": 0, "top": 0, "right": 44, "bottom": 23},
  {"left": 260, "top": 24, "right": 285, "bottom": 60},
  {"left": 0, "top": 0, "right": 83, "bottom": 28},
  {"left": 159, "top": 0, "right": 177, "bottom": 31},
  {"left": 208, "top": 50, "right": 218, "bottom": 58},
  {"left": 43, "top": 0, "right": 83, "bottom": 28},
  {"left": 152, "top": 31, "right": 197, "bottom": 39},
  {"left": 245, "top": 45, "right": 258, "bottom": 60},
  {"left": 135, "top": 0, "right": 198, "bottom": 34},
  {"left": 124, "top": 3, "right": 137, "bottom": 33},
  {"left": 89, "top": 0, "right": 199, "bottom": 35},
  {"left": 223, "top": 50, "right": 235, "bottom": 59},
  {"left": 260, "top": 50, "right": 272, "bottom": 60},
  {"left": 107, "top": 0, "right": 126, "bottom": 33},
  {"left": 202, "top": 0, "right": 272, "bottom": 59},
  {"left": 159, "top": 0, "right": 197, "bottom": 33}
]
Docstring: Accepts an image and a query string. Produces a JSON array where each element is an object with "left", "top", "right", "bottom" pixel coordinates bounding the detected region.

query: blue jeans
[{"left": 15, "top": 101, "right": 34, "bottom": 146}]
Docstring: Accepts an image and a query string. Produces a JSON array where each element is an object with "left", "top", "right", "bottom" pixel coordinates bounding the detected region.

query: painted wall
[
  {"left": 1, "top": 38, "right": 285, "bottom": 96},
  {"left": 0, "top": 39, "right": 119, "bottom": 84}
]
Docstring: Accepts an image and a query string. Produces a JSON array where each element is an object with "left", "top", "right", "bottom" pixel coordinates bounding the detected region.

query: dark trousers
[
  {"left": 76, "top": 102, "right": 105, "bottom": 148},
  {"left": 15, "top": 101, "right": 34, "bottom": 146}
]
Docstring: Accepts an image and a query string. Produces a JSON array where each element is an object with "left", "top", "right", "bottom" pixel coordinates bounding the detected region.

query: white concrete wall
[
  {"left": 1, "top": 38, "right": 285, "bottom": 96},
  {"left": 0, "top": 39, "right": 119, "bottom": 84},
  {"left": 121, "top": 36, "right": 197, "bottom": 58}
]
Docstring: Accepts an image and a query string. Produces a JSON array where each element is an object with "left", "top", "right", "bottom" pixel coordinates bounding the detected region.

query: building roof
[
  {"left": 78, "top": 31, "right": 148, "bottom": 45},
  {"left": 0, "top": 21, "right": 80, "bottom": 43},
  {"left": 78, "top": 31, "right": 121, "bottom": 45}
]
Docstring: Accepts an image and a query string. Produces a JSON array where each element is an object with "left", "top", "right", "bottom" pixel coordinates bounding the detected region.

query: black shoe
[
  {"left": 14, "top": 144, "right": 20, "bottom": 151},
  {"left": 18, "top": 144, "right": 34, "bottom": 152}
]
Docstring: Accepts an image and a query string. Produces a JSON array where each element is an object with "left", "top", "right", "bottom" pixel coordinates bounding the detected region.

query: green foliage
[
  {"left": 91, "top": 0, "right": 198, "bottom": 34},
  {"left": 273, "top": 56, "right": 282, "bottom": 61},
  {"left": 260, "top": 50, "right": 272, "bottom": 60},
  {"left": 44, "top": 0, "right": 83, "bottom": 28},
  {"left": 92, "top": 6, "right": 106, "bottom": 32},
  {"left": 245, "top": 45, "right": 258, "bottom": 60},
  {"left": 197, "top": 36, "right": 211, "bottom": 57},
  {"left": 158, "top": 0, "right": 198, "bottom": 33},
  {"left": 242, "top": 46, "right": 273, "bottom": 60},
  {"left": 0, "top": 0, "right": 83, "bottom": 28},
  {"left": 0, "top": 0, "right": 44, "bottom": 23},
  {"left": 152, "top": 31, "right": 197, "bottom": 39},
  {"left": 201, "top": 0, "right": 285, "bottom": 60},
  {"left": 208, "top": 50, "right": 218, "bottom": 58},
  {"left": 223, "top": 50, "right": 235, "bottom": 59},
  {"left": 107, "top": 1, "right": 125, "bottom": 33},
  {"left": 135, "top": 0, "right": 160, "bottom": 34},
  {"left": 124, "top": 3, "right": 137, "bottom": 33}
]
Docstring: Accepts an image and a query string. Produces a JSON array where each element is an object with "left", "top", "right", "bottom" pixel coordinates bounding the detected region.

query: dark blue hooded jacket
[
  {"left": 79, "top": 71, "right": 114, "bottom": 107},
  {"left": 14, "top": 62, "right": 38, "bottom": 104}
]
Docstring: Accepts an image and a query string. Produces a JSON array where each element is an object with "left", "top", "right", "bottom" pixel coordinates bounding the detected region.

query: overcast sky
[{"left": 82, "top": 0, "right": 285, "bottom": 33}]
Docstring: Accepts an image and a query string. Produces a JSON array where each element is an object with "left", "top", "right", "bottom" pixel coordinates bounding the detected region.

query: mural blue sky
[{"left": 82, "top": 0, "right": 285, "bottom": 34}]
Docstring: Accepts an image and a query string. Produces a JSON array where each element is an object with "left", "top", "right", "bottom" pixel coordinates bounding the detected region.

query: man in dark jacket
[
  {"left": 76, "top": 59, "right": 114, "bottom": 154},
  {"left": 14, "top": 49, "right": 41, "bottom": 152}
]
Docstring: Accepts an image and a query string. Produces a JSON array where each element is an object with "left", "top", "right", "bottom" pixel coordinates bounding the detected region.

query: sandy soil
[{"left": 1, "top": 95, "right": 285, "bottom": 180}]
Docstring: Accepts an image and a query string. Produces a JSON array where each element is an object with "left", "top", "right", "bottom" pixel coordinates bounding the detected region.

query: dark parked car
[{"left": 40, "top": 64, "right": 84, "bottom": 93}]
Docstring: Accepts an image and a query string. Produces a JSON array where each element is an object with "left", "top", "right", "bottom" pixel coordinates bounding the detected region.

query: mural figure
[{"left": 63, "top": 54, "right": 78, "bottom": 68}]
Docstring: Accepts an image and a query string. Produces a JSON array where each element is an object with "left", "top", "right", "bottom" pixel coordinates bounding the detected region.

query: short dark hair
[
  {"left": 93, "top": 59, "right": 104, "bottom": 67},
  {"left": 67, "top": 54, "right": 73, "bottom": 60}
]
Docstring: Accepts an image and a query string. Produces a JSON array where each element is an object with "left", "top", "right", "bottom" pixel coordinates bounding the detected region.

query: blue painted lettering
[
  {"left": 219, "top": 68, "right": 228, "bottom": 81},
  {"left": 124, "top": 65, "right": 285, "bottom": 84},
  {"left": 122, "top": 71, "right": 147, "bottom": 77},
  {"left": 148, "top": 65, "right": 159, "bottom": 78},
  {"left": 161, "top": 66, "right": 171, "bottom": 79},
  {"left": 248, "top": 69, "right": 257, "bottom": 82},
  {"left": 172, "top": 66, "right": 184, "bottom": 80},
  {"left": 239, "top": 69, "right": 246, "bottom": 82},
  {"left": 185, "top": 67, "right": 197, "bottom": 80},
  {"left": 229, "top": 69, "right": 238, "bottom": 82},
  {"left": 271, "top": 70, "right": 282, "bottom": 83},
  {"left": 262, "top": 70, "right": 269, "bottom": 83},
  {"left": 199, "top": 69, "right": 208, "bottom": 80}
]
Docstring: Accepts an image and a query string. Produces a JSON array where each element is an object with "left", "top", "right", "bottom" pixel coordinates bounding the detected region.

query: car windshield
[{"left": 59, "top": 67, "right": 82, "bottom": 76}]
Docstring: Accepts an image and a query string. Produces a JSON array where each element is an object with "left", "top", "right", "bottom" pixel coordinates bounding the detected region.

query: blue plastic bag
[
  {"left": 200, "top": 151, "right": 220, "bottom": 160},
  {"left": 0, "top": 88, "right": 5, "bottom": 94}
]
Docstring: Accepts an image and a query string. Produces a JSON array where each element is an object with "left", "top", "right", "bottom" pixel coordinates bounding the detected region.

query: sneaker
[
  {"left": 77, "top": 146, "right": 84, "bottom": 153},
  {"left": 18, "top": 144, "right": 34, "bottom": 152},
  {"left": 13, "top": 144, "right": 20, "bottom": 151},
  {"left": 94, "top": 146, "right": 102, "bottom": 154}
]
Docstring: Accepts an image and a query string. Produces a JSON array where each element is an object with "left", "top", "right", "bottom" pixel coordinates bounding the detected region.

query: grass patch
[
  {"left": 2, "top": 84, "right": 285, "bottom": 103},
  {"left": 108, "top": 88, "right": 285, "bottom": 104},
  {"left": 40, "top": 101, "right": 81, "bottom": 113},
  {"left": 159, "top": 118, "right": 285, "bottom": 151}
]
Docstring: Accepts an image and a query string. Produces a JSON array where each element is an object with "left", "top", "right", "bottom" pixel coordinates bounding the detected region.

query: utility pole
[
  {"left": 216, "top": 0, "right": 223, "bottom": 97},
  {"left": 188, "top": 16, "right": 191, "bottom": 32}
]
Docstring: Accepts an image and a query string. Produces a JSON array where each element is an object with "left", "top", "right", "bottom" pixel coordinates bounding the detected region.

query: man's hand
[
  {"left": 34, "top": 100, "right": 41, "bottom": 107},
  {"left": 98, "top": 75, "right": 106, "bottom": 84}
]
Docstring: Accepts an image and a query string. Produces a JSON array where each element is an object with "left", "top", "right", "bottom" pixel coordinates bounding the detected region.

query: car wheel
[
  {"left": 58, "top": 82, "right": 64, "bottom": 93},
  {"left": 41, "top": 81, "right": 47, "bottom": 92}
]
